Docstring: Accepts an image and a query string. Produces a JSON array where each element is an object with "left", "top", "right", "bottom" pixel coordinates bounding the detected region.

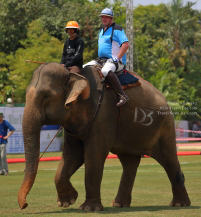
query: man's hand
[
  {"left": 3, "top": 130, "right": 15, "bottom": 140},
  {"left": 112, "top": 57, "right": 119, "bottom": 63}
]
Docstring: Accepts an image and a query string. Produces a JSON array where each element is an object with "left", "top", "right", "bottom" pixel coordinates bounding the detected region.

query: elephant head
[{"left": 18, "top": 63, "right": 90, "bottom": 209}]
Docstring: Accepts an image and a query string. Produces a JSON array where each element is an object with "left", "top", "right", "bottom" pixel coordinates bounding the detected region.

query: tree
[
  {"left": 0, "top": 0, "right": 48, "bottom": 54},
  {"left": 92, "top": 0, "right": 109, "bottom": 8},
  {"left": 0, "top": 62, "right": 14, "bottom": 103},
  {"left": 9, "top": 20, "right": 63, "bottom": 103},
  {"left": 112, "top": 0, "right": 126, "bottom": 19},
  {"left": 133, "top": 4, "right": 167, "bottom": 76},
  {"left": 0, "top": 0, "right": 28, "bottom": 53},
  {"left": 0, "top": 52, "right": 16, "bottom": 103},
  {"left": 162, "top": 0, "right": 197, "bottom": 68},
  {"left": 133, "top": 3, "right": 201, "bottom": 120}
]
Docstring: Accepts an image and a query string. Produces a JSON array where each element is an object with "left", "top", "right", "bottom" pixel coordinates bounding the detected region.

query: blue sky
[
  {"left": 89, "top": 0, "right": 201, "bottom": 10},
  {"left": 133, "top": 0, "right": 201, "bottom": 10}
]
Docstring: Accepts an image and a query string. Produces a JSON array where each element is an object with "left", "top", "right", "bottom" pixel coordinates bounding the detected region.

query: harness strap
[
  {"left": 110, "top": 24, "right": 114, "bottom": 44},
  {"left": 100, "top": 23, "right": 115, "bottom": 45},
  {"left": 66, "top": 83, "right": 105, "bottom": 136},
  {"left": 117, "top": 106, "right": 122, "bottom": 126}
]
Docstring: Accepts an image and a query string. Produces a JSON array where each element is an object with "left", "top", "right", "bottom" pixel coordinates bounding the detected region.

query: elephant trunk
[{"left": 18, "top": 87, "right": 42, "bottom": 209}]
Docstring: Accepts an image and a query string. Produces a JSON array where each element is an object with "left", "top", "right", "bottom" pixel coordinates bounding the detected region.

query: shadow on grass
[{"left": 25, "top": 205, "right": 200, "bottom": 215}]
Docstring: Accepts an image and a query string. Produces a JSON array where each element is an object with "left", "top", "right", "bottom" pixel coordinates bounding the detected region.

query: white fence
[{"left": 0, "top": 107, "right": 62, "bottom": 154}]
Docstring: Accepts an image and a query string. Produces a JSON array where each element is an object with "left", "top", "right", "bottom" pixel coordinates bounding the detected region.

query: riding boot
[{"left": 106, "top": 71, "right": 129, "bottom": 106}]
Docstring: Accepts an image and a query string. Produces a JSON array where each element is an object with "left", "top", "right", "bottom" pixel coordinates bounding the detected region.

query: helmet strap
[
  {"left": 66, "top": 29, "right": 78, "bottom": 37},
  {"left": 68, "top": 32, "right": 77, "bottom": 37}
]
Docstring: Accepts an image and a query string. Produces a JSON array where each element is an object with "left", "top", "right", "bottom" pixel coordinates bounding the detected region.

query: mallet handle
[{"left": 26, "top": 60, "right": 45, "bottom": 64}]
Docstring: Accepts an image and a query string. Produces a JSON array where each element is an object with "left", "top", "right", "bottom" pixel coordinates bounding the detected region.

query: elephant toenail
[
  {"left": 175, "top": 203, "right": 181, "bottom": 207},
  {"left": 94, "top": 207, "right": 101, "bottom": 211},
  {"left": 169, "top": 202, "right": 173, "bottom": 206},
  {"left": 58, "top": 201, "right": 62, "bottom": 207},
  {"left": 84, "top": 206, "right": 91, "bottom": 211},
  {"left": 70, "top": 199, "right": 75, "bottom": 204},
  {"left": 79, "top": 205, "right": 84, "bottom": 210},
  {"left": 63, "top": 202, "right": 70, "bottom": 208},
  {"left": 114, "top": 203, "right": 121, "bottom": 207}
]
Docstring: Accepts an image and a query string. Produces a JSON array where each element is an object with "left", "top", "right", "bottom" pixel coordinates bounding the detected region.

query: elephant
[{"left": 18, "top": 62, "right": 191, "bottom": 211}]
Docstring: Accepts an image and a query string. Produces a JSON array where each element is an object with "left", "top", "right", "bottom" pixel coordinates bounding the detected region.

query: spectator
[
  {"left": 192, "top": 121, "right": 201, "bottom": 138},
  {"left": 0, "top": 112, "right": 15, "bottom": 175}
]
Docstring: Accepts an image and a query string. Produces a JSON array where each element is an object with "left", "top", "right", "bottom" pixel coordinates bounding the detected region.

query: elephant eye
[{"left": 43, "top": 94, "right": 48, "bottom": 99}]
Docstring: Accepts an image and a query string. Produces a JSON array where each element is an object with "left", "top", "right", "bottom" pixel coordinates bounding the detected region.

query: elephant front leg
[
  {"left": 55, "top": 157, "right": 80, "bottom": 208},
  {"left": 54, "top": 136, "right": 84, "bottom": 208},
  {"left": 79, "top": 146, "right": 109, "bottom": 211},
  {"left": 112, "top": 154, "right": 141, "bottom": 207}
]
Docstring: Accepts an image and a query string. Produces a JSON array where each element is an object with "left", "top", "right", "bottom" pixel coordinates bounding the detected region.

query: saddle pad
[
  {"left": 117, "top": 70, "right": 139, "bottom": 85},
  {"left": 105, "top": 70, "right": 141, "bottom": 90}
]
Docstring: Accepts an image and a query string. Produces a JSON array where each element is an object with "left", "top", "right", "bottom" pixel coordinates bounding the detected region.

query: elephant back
[{"left": 81, "top": 66, "right": 104, "bottom": 92}]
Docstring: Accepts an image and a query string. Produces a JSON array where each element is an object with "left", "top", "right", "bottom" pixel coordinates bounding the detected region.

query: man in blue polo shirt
[
  {"left": 83, "top": 8, "right": 130, "bottom": 106},
  {"left": 0, "top": 112, "right": 15, "bottom": 175}
]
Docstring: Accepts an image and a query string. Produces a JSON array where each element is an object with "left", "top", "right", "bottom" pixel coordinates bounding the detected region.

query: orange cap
[{"left": 65, "top": 21, "right": 79, "bottom": 29}]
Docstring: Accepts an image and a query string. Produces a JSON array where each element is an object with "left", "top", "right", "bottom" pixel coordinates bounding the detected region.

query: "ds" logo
[{"left": 133, "top": 107, "right": 154, "bottom": 126}]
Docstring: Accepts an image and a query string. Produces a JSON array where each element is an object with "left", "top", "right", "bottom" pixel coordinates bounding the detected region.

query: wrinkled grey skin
[{"left": 18, "top": 63, "right": 190, "bottom": 211}]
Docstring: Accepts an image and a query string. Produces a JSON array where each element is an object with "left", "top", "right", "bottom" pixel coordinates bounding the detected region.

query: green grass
[{"left": 0, "top": 154, "right": 200, "bottom": 217}]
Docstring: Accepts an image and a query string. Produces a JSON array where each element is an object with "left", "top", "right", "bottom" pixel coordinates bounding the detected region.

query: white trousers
[
  {"left": 0, "top": 144, "right": 8, "bottom": 173},
  {"left": 83, "top": 59, "right": 124, "bottom": 77}
]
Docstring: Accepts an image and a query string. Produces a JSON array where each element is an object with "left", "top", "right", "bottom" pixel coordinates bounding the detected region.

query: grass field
[{"left": 0, "top": 152, "right": 201, "bottom": 217}]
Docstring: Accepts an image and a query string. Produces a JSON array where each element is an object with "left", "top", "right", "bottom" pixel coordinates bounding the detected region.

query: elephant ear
[{"left": 65, "top": 72, "right": 90, "bottom": 107}]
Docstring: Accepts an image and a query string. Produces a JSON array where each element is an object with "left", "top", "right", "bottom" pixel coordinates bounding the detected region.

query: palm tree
[{"left": 162, "top": 0, "right": 197, "bottom": 68}]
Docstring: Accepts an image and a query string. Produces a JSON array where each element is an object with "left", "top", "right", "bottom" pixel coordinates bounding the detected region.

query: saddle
[{"left": 94, "top": 64, "right": 141, "bottom": 90}]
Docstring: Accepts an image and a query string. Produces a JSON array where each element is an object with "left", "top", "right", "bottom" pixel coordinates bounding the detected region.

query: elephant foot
[
  {"left": 170, "top": 186, "right": 191, "bottom": 207},
  {"left": 169, "top": 198, "right": 191, "bottom": 207},
  {"left": 57, "top": 188, "right": 78, "bottom": 208},
  {"left": 112, "top": 198, "right": 131, "bottom": 208},
  {"left": 79, "top": 200, "right": 104, "bottom": 211}
]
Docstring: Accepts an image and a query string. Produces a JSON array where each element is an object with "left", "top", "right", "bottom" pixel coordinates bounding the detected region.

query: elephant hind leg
[
  {"left": 112, "top": 154, "right": 141, "bottom": 207},
  {"left": 153, "top": 136, "right": 191, "bottom": 207}
]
